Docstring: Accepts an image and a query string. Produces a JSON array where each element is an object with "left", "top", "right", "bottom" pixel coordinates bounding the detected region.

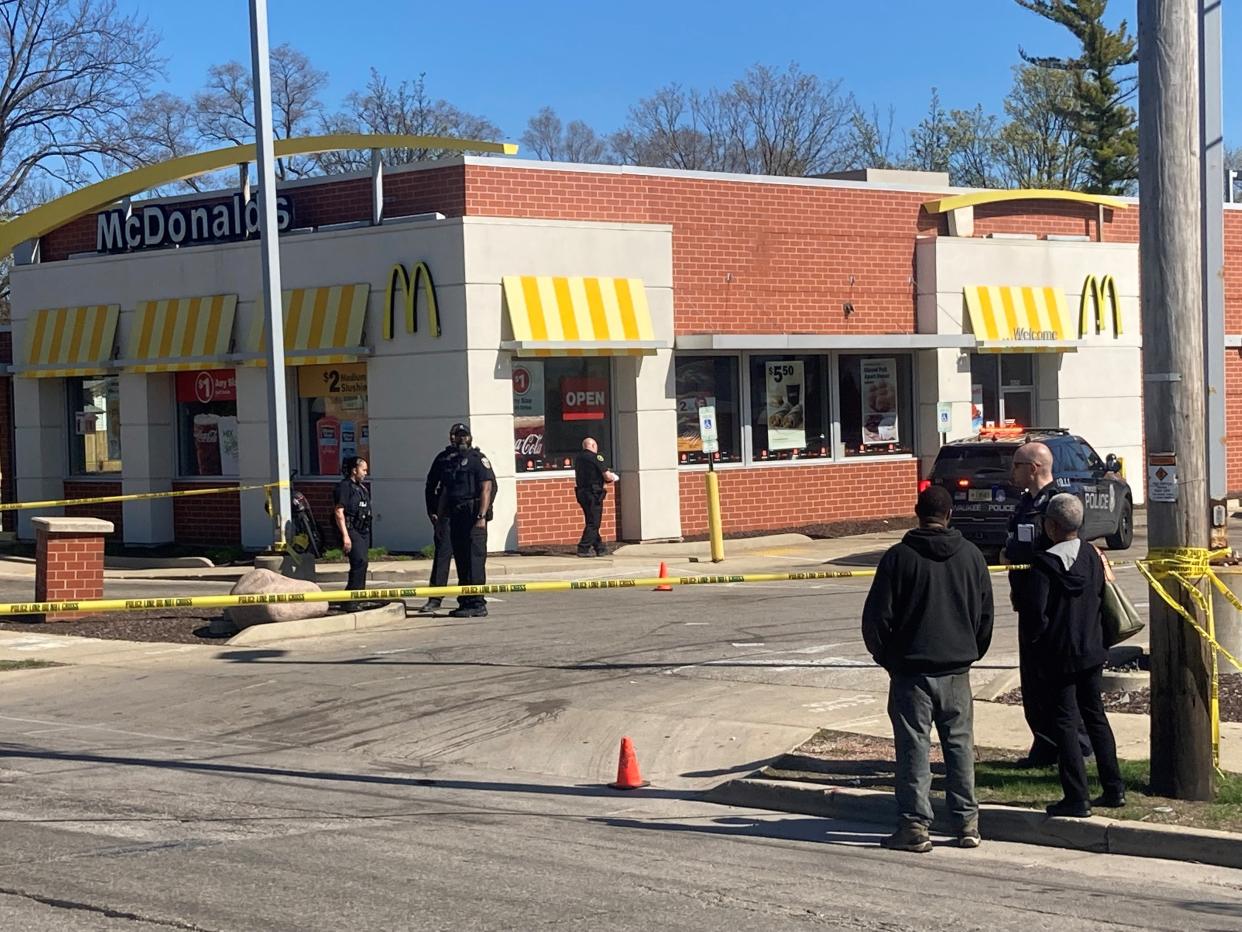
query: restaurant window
[
  {"left": 675, "top": 355, "right": 741, "bottom": 465},
  {"left": 297, "top": 363, "right": 369, "bottom": 477},
  {"left": 837, "top": 354, "right": 915, "bottom": 457},
  {"left": 175, "top": 369, "right": 239, "bottom": 477},
  {"left": 513, "top": 357, "right": 613, "bottom": 472},
  {"left": 68, "top": 376, "right": 122, "bottom": 474},
  {"left": 748, "top": 355, "right": 831, "bottom": 461}
]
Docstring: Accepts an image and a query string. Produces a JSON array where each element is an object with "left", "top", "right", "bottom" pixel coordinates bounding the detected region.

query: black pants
[
  {"left": 1048, "top": 664, "right": 1124, "bottom": 804},
  {"left": 346, "top": 527, "right": 369, "bottom": 592},
  {"left": 1020, "top": 642, "right": 1090, "bottom": 761},
  {"left": 449, "top": 510, "right": 487, "bottom": 607},
  {"left": 429, "top": 516, "right": 452, "bottom": 588},
  {"left": 576, "top": 488, "right": 605, "bottom": 553}
]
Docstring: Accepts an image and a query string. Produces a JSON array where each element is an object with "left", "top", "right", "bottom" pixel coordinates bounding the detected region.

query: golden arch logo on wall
[
  {"left": 1079, "top": 274, "right": 1123, "bottom": 338},
  {"left": 384, "top": 261, "right": 441, "bottom": 340}
]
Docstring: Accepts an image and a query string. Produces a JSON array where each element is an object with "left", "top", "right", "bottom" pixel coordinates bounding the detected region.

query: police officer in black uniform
[
  {"left": 573, "top": 437, "right": 618, "bottom": 557},
  {"left": 1006, "top": 440, "right": 1087, "bottom": 766},
  {"left": 416, "top": 424, "right": 467, "bottom": 614},
  {"left": 435, "top": 423, "right": 496, "bottom": 618},
  {"left": 333, "top": 456, "right": 371, "bottom": 608}
]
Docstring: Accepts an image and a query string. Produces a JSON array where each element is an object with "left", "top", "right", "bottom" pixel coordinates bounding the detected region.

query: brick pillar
[{"left": 33, "top": 517, "right": 113, "bottom": 622}]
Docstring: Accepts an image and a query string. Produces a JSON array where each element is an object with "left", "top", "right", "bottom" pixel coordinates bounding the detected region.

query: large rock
[{"left": 225, "top": 568, "right": 330, "bottom": 630}]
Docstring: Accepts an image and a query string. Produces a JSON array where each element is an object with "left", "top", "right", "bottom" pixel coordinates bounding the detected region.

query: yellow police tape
[
  {"left": 1134, "top": 547, "right": 1242, "bottom": 771},
  {"left": 0, "top": 480, "right": 290, "bottom": 513}
]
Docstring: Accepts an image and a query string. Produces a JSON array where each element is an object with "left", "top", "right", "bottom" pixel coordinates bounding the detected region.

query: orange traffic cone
[
  {"left": 610, "top": 736, "right": 650, "bottom": 790},
  {"left": 653, "top": 561, "right": 672, "bottom": 591}
]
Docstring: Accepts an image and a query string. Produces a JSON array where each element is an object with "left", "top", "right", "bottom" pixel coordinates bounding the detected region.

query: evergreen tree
[{"left": 1015, "top": 0, "right": 1138, "bottom": 194}]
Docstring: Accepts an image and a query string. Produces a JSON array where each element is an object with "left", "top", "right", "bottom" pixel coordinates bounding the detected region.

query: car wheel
[{"left": 1105, "top": 498, "right": 1134, "bottom": 550}]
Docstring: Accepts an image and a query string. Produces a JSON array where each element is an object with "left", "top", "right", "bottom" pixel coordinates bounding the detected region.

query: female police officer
[{"left": 333, "top": 456, "right": 371, "bottom": 605}]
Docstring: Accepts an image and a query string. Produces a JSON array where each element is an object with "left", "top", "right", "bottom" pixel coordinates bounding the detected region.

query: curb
[
  {"left": 225, "top": 602, "right": 419, "bottom": 646},
  {"left": 705, "top": 777, "right": 1242, "bottom": 869}
]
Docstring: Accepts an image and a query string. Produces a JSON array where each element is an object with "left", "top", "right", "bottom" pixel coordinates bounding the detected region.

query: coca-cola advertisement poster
[{"left": 513, "top": 361, "right": 545, "bottom": 461}]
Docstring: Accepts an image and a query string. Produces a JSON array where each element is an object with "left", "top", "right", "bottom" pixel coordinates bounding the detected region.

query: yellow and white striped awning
[
  {"left": 963, "top": 285, "right": 1077, "bottom": 353},
  {"left": 123, "top": 294, "right": 238, "bottom": 372},
  {"left": 501, "top": 275, "right": 666, "bottom": 357},
  {"left": 249, "top": 284, "right": 370, "bottom": 366},
  {"left": 20, "top": 304, "right": 119, "bottom": 377}
]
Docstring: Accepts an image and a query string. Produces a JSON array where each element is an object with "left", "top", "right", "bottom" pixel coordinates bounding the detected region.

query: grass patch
[
  {"left": 771, "top": 729, "right": 1242, "bottom": 833},
  {"left": 0, "top": 659, "right": 64, "bottom": 672},
  {"left": 317, "top": 546, "right": 416, "bottom": 563}
]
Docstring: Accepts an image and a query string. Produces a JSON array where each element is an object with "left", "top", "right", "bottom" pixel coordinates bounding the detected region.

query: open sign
[{"left": 561, "top": 377, "right": 607, "bottom": 421}]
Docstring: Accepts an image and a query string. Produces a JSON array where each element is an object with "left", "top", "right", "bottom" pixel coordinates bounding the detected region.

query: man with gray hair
[{"left": 1026, "top": 493, "right": 1125, "bottom": 817}]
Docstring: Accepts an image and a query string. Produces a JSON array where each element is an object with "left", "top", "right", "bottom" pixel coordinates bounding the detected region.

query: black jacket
[
  {"left": 424, "top": 445, "right": 457, "bottom": 515},
  {"left": 862, "top": 527, "right": 994, "bottom": 676},
  {"left": 1025, "top": 540, "right": 1107, "bottom": 673}
]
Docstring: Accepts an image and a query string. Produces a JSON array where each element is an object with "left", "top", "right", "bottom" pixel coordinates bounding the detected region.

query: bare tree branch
[{"left": 0, "top": 0, "right": 164, "bottom": 213}]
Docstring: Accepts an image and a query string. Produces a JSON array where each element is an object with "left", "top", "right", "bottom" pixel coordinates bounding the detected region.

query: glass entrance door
[
  {"left": 1000, "top": 388, "right": 1034, "bottom": 428},
  {"left": 970, "top": 354, "right": 1038, "bottom": 430}
]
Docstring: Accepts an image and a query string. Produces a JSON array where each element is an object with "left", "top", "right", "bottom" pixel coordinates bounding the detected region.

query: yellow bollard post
[{"left": 705, "top": 464, "right": 724, "bottom": 563}]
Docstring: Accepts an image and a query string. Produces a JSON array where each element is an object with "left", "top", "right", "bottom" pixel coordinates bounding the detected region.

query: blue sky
[{"left": 134, "top": 1, "right": 1240, "bottom": 149}]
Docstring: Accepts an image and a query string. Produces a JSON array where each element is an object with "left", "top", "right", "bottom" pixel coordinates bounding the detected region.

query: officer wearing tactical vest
[
  {"left": 333, "top": 456, "right": 371, "bottom": 608},
  {"left": 416, "top": 424, "right": 468, "bottom": 615},
  {"left": 435, "top": 423, "right": 496, "bottom": 618},
  {"left": 574, "top": 437, "right": 618, "bottom": 557}
]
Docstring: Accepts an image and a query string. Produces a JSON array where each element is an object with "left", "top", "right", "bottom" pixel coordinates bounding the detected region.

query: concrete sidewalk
[{"left": 0, "top": 528, "right": 909, "bottom": 585}]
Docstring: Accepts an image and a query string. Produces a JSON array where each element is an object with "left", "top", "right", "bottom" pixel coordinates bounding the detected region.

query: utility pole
[
  {"left": 1139, "top": 0, "right": 1214, "bottom": 800},
  {"left": 249, "top": 0, "right": 293, "bottom": 548}
]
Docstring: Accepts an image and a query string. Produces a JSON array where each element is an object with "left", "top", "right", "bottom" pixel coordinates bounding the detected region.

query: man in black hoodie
[
  {"left": 862, "top": 486, "right": 994, "bottom": 852},
  {"left": 1027, "top": 493, "right": 1125, "bottom": 818}
]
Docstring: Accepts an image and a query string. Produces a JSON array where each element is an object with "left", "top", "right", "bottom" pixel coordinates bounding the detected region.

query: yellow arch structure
[
  {"left": 0, "top": 133, "right": 519, "bottom": 257},
  {"left": 921, "top": 188, "right": 1129, "bottom": 215}
]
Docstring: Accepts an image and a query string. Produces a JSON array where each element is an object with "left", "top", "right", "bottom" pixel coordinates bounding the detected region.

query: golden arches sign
[
  {"left": 0, "top": 133, "right": 518, "bottom": 258},
  {"left": 384, "top": 261, "right": 440, "bottom": 340},
  {"left": 1079, "top": 274, "right": 1123, "bottom": 338}
]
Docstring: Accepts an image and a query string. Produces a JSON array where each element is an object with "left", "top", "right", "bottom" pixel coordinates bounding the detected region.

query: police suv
[{"left": 923, "top": 427, "right": 1134, "bottom": 563}]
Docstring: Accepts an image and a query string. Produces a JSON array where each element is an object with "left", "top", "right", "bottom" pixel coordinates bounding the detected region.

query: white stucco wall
[
  {"left": 916, "top": 236, "right": 1145, "bottom": 503},
  {"left": 9, "top": 212, "right": 677, "bottom": 548}
]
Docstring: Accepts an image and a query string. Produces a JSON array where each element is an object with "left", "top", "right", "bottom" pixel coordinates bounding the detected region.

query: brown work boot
[{"left": 880, "top": 823, "right": 931, "bottom": 853}]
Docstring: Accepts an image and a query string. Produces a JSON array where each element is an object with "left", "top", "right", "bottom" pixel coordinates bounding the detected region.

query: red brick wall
[
  {"left": 172, "top": 482, "right": 240, "bottom": 546},
  {"left": 1229, "top": 352, "right": 1242, "bottom": 495},
  {"left": 461, "top": 165, "right": 1137, "bottom": 338},
  {"left": 38, "top": 164, "right": 469, "bottom": 262},
  {"left": 679, "top": 460, "right": 919, "bottom": 537},
  {"left": 35, "top": 528, "right": 105, "bottom": 621},
  {"left": 63, "top": 479, "right": 123, "bottom": 539},
  {"left": 516, "top": 477, "right": 619, "bottom": 547},
  {"left": 1226, "top": 211, "right": 1242, "bottom": 333}
]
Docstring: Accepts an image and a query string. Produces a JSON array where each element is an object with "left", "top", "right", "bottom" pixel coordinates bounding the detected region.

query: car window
[
  {"left": 933, "top": 447, "right": 1014, "bottom": 475},
  {"left": 1078, "top": 438, "right": 1105, "bottom": 471},
  {"left": 1051, "top": 440, "right": 1089, "bottom": 473}
]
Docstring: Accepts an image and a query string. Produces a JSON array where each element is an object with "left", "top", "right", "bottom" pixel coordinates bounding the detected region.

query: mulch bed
[
  {"left": 995, "top": 672, "right": 1242, "bottom": 722},
  {"left": 0, "top": 609, "right": 231, "bottom": 644}
]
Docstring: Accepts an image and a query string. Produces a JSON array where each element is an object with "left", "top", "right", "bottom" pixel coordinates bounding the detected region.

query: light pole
[{"left": 248, "top": 0, "right": 293, "bottom": 548}]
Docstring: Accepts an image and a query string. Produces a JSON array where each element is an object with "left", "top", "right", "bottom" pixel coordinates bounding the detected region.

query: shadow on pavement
[
  {"left": 0, "top": 744, "right": 694, "bottom": 802},
  {"left": 592, "top": 813, "right": 884, "bottom": 848}
]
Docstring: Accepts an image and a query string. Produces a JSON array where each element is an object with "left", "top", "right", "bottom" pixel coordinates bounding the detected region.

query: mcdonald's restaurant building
[{"left": 3, "top": 153, "right": 1242, "bottom": 553}]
